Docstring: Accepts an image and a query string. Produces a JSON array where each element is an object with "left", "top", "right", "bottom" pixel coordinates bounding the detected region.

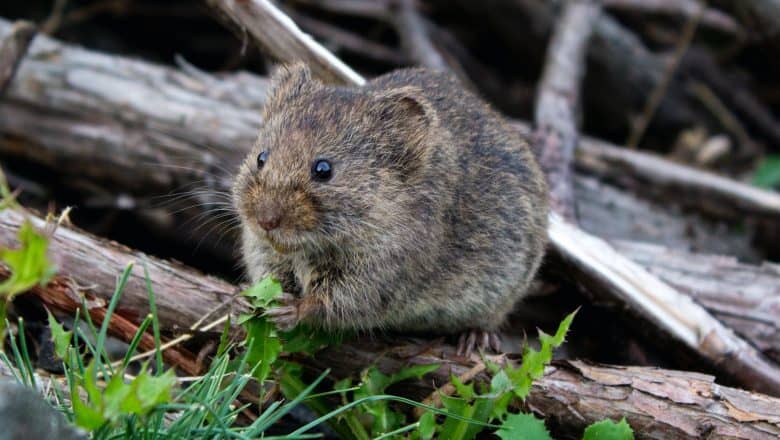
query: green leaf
[
  {"left": 134, "top": 368, "right": 177, "bottom": 410},
  {"left": 496, "top": 413, "right": 552, "bottom": 440},
  {"left": 418, "top": 411, "right": 436, "bottom": 440},
  {"left": 72, "top": 396, "right": 106, "bottom": 430},
  {"left": 281, "top": 325, "right": 332, "bottom": 354},
  {"left": 244, "top": 317, "right": 282, "bottom": 383},
  {"left": 507, "top": 309, "right": 577, "bottom": 400},
  {"left": 47, "top": 311, "right": 72, "bottom": 359},
  {"left": 753, "top": 155, "right": 780, "bottom": 188},
  {"left": 0, "top": 221, "right": 56, "bottom": 298},
  {"left": 451, "top": 375, "right": 476, "bottom": 401},
  {"left": 241, "top": 277, "right": 283, "bottom": 309},
  {"left": 582, "top": 418, "right": 634, "bottom": 440}
]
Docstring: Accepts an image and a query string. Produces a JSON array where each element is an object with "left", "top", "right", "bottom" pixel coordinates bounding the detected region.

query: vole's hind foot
[
  {"left": 456, "top": 329, "right": 502, "bottom": 357},
  {"left": 264, "top": 293, "right": 302, "bottom": 331}
]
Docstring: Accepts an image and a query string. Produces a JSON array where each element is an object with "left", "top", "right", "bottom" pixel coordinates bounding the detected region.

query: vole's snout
[{"left": 255, "top": 201, "right": 285, "bottom": 232}]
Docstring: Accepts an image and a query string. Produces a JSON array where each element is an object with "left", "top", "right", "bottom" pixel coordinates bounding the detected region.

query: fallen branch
[
  {"left": 613, "top": 240, "right": 780, "bottom": 364},
  {"left": 0, "top": 208, "right": 242, "bottom": 375},
  {"left": 206, "top": 0, "right": 365, "bottom": 85},
  {"left": 603, "top": 0, "right": 743, "bottom": 35},
  {"left": 1, "top": 208, "right": 779, "bottom": 438},
  {"left": 533, "top": 0, "right": 600, "bottom": 220},
  {"left": 394, "top": 0, "right": 449, "bottom": 71}
]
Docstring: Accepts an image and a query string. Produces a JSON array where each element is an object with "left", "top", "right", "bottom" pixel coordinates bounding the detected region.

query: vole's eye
[
  {"left": 311, "top": 159, "right": 333, "bottom": 182},
  {"left": 256, "top": 151, "right": 269, "bottom": 170}
]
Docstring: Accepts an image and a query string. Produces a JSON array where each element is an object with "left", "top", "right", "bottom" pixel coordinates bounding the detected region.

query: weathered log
[
  {"left": 533, "top": 0, "right": 600, "bottom": 220},
  {"left": 613, "top": 241, "right": 780, "bottom": 365},
  {"left": 1, "top": 208, "right": 779, "bottom": 439}
]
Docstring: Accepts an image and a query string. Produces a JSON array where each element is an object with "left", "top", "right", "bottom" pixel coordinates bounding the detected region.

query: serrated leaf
[
  {"left": 244, "top": 317, "right": 282, "bottom": 383},
  {"left": 72, "top": 396, "right": 106, "bottom": 430},
  {"left": 0, "top": 221, "right": 56, "bottom": 298},
  {"left": 582, "top": 418, "right": 634, "bottom": 440},
  {"left": 549, "top": 309, "right": 577, "bottom": 346},
  {"left": 241, "top": 277, "right": 283, "bottom": 309},
  {"left": 134, "top": 368, "right": 176, "bottom": 410},
  {"left": 451, "top": 375, "right": 476, "bottom": 401},
  {"left": 508, "top": 310, "right": 577, "bottom": 400},
  {"left": 490, "top": 370, "right": 513, "bottom": 395},
  {"left": 47, "top": 311, "right": 72, "bottom": 359},
  {"left": 496, "top": 413, "right": 552, "bottom": 440},
  {"left": 281, "top": 324, "right": 332, "bottom": 354}
]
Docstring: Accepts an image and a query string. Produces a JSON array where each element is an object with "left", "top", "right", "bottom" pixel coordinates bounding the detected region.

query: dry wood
[
  {"left": 289, "top": 10, "right": 407, "bottom": 65},
  {"left": 613, "top": 240, "right": 780, "bottom": 364},
  {"left": 1, "top": 208, "right": 779, "bottom": 438},
  {"left": 394, "top": 0, "right": 449, "bottom": 71},
  {"left": 447, "top": 0, "right": 706, "bottom": 135},
  {"left": 0, "top": 20, "right": 35, "bottom": 96},
  {"left": 533, "top": 0, "right": 600, "bottom": 220},
  {"left": 2, "top": 16, "right": 780, "bottom": 393},
  {"left": 0, "top": 209, "right": 246, "bottom": 359},
  {"left": 549, "top": 214, "right": 780, "bottom": 395},
  {"left": 206, "top": 0, "right": 365, "bottom": 85},
  {"left": 603, "top": 0, "right": 742, "bottom": 35},
  {"left": 1, "top": 17, "right": 775, "bottom": 238},
  {"left": 713, "top": 0, "right": 780, "bottom": 50}
]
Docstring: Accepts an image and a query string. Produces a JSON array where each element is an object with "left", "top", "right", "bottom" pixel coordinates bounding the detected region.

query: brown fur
[{"left": 233, "top": 63, "right": 548, "bottom": 335}]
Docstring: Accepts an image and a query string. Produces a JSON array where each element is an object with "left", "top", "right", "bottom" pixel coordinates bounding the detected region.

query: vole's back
[{"left": 365, "top": 69, "right": 549, "bottom": 333}]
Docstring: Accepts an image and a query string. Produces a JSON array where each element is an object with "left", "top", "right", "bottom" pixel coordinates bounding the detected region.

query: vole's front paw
[
  {"left": 456, "top": 329, "right": 502, "bottom": 357},
  {"left": 264, "top": 293, "right": 304, "bottom": 331}
]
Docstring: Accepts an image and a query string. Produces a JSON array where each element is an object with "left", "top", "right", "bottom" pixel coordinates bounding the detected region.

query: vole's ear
[
  {"left": 371, "top": 86, "right": 438, "bottom": 169},
  {"left": 264, "top": 62, "right": 318, "bottom": 113}
]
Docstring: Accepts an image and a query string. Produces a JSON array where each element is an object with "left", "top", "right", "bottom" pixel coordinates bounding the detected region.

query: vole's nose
[{"left": 258, "top": 213, "right": 282, "bottom": 231}]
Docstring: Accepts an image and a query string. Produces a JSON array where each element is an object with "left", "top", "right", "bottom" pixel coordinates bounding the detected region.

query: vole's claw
[
  {"left": 264, "top": 293, "right": 301, "bottom": 331},
  {"left": 456, "top": 329, "right": 502, "bottom": 358}
]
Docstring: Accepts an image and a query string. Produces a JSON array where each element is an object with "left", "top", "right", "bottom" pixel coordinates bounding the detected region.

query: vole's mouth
[
  {"left": 265, "top": 234, "right": 292, "bottom": 254},
  {"left": 262, "top": 230, "right": 303, "bottom": 254}
]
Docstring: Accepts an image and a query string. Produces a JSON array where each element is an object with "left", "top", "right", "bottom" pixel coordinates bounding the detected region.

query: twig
[
  {"left": 0, "top": 20, "right": 36, "bottom": 97},
  {"left": 394, "top": 0, "right": 448, "bottom": 71},
  {"left": 688, "top": 81, "right": 756, "bottom": 156},
  {"left": 534, "top": 0, "right": 600, "bottom": 221},
  {"left": 41, "top": 0, "right": 69, "bottom": 35},
  {"left": 626, "top": 0, "right": 704, "bottom": 148},
  {"left": 603, "top": 0, "right": 742, "bottom": 35},
  {"left": 289, "top": 10, "right": 407, "bottom": 65},
  {"left": 206, "top": 0, "right": 365, "bottom": 85}
]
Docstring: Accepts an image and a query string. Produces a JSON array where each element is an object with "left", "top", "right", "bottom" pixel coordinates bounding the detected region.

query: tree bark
[{"left": 1, "top": 207, "right": 780, "bottom": 439}]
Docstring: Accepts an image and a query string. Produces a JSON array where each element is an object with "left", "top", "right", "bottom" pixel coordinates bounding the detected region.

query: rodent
[{"left": 233, "top": 63, "right": 548, "bottom": 353}]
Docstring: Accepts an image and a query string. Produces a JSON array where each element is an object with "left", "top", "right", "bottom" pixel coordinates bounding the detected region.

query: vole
[{"left": 233, "top": 64, "right": 548, "bottom": 355}]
